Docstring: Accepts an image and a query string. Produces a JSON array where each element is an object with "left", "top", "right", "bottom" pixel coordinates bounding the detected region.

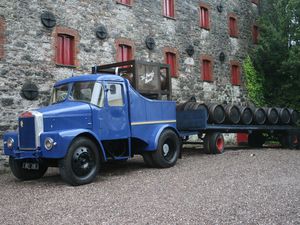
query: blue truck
[{"left": 3, "top": 60, "right": 300, "bottom": 185}]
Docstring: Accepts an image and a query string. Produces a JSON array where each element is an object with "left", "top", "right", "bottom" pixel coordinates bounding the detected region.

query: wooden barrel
[
  {"left": 253, "top": 107, "right": 266, "bottom": 125},
  {"left": 176, "top": 97, "right": 197, "bottom": 111},
  {"left": 206, "top": 103, "right": 225, "bottom": 124},
  {"left": 176, "top": 102, "right": 186, "bottom": 111},
  {"left": 289, "top": 109, "right": 299, "bottom": 125},
  {"left": 183, "top": 101, "right": 198, "bottom": 111},
  {"left": 263, "top": 107, "right": 279, "bottom": 125},
  {"left": 276, "top": 108, "right": 290, "bottom": 124},
  {"left": 239, "top": 106, "right": 253, "bottom": 125},
  {"left": 224, "top": 105, "right": 241, "bottom": 124}
]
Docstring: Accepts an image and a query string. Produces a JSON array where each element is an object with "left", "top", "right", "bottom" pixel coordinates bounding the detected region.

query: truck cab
[{"left": 3, "top": 70, "right": 181, "bottom": 186}]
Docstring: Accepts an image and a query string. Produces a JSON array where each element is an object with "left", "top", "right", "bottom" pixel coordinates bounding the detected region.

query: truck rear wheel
[
  {"left": 9, "top": 157, "right": 48, "bottom": 181},
  {"left": 204, "top": 133, "right": 225, "bottom": 154},
  {"left": 248, "top": 132, "right": 266, "bottom": 148},
  {"left": 151, "top": 129, "right": 180, "bottom": 168},
  {"left": 59, "top": 137, "right": 100, "bottom": 186}
]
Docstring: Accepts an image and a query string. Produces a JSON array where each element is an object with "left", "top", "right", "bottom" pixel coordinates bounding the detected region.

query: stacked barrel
[{"left": 176, "top": 99, "right": 299, "bottom": 126}]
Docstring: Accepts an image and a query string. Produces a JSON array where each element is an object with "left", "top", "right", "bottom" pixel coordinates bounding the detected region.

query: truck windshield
[
  {"left": 51, "top": 81, "right": 96, "bottom": 104},
  {"left": 69, "top": 81, "right": 96, "bottom": 103},
  {"left": 51, "top": 84, "right": 69, "bottom": 104}
]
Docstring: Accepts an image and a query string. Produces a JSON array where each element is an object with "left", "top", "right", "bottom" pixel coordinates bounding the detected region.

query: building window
[
  {"left": 118, "top": 44, "right": 132, "bottom": 62},
  {"left": 253, "top": 25, "right": 259, "bottom": 44},
  {"left": 115, "top": 38, "right": 135, "bottom": 62},
  {"left": 0, "top": 16, "right": 5, "bottom": 60},
  {"left": 116, "top": 0, "right": 133, "bottom": 6},
  {"left": 200, "top": 4, "right": 210, "bottom": 30},
  {"left": 57, "top": 34, "right": 74, "bottom": 66},
  {"left": 251, "top": 0, "right": 259, "bottom": 5},
  {"left": 201, "top": 56, "right": 213, "bottom": 81},
  {"left": 229, "top": 14, "right": 238, "bottom": 37},
  {"left": 164, "top": 47, "right": 178, "bottom": 78},
  {"left": 163, "top": 0, "right": 175, "bottom": 18},
  {"left": 53, "top": 27, "right": 79, "bottom": 67},
  {"left": 231, "top": 62, "right": 240, "bottom": 86}
]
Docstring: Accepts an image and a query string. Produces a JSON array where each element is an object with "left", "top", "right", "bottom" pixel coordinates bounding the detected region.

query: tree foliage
[
  {"left": 243, "top": 56, "right": 265, "bottom": 107},
  {"left": 251, "top": 0, "right": 300, "bottom": 111}
]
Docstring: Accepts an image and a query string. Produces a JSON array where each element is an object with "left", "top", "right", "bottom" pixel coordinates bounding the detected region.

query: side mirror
[{"left": 106, "top": 84, "right": 116, "bottom": 95}]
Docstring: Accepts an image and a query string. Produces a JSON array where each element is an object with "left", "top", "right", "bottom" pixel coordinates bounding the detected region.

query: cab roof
[{"left": 54, "top": 74, "right": 126, "bottom": 87}]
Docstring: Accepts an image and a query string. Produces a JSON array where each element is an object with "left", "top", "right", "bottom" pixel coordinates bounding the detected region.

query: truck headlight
[
  {"left": 6, "top": 138, "right": 14, "bottom": 149},
  {"left": 44, "top": 138, "right": 55, "bottom": 151}
]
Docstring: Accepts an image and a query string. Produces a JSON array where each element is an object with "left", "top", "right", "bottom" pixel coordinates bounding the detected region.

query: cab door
[{"left": 92, "top": 82, "right": 130, "bottom": 141}]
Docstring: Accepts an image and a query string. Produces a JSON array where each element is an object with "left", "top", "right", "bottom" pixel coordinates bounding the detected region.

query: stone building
[{"left": 0, "top": 0, "right": 259, "bottom": 140}]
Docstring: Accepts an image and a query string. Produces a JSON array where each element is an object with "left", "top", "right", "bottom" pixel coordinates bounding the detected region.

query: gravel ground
[{"left": 0, "top": 147, "right": 299, "bottom": 225}]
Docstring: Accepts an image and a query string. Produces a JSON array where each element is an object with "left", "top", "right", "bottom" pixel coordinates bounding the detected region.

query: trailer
[{"left": 3, "top": 60, "right": 300, "bottom": 186}]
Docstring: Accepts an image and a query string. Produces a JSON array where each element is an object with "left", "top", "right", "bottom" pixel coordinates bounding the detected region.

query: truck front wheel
[
  {"left": 59, "top": 137, "right": 100, "bottom": 186},
  {"left": 151, "top": 129, "right": 180, "bottom": 168},
  {"left": 9, "top": 157, "right": 48, "bottom": 180}
]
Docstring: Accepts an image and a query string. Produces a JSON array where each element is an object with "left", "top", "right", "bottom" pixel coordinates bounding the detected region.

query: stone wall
[{"left": 0, "top": 0, "right": 259, "bottom": 167}]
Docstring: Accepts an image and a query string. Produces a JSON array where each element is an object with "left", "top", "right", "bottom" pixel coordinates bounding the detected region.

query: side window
[
  {"left": 107, "top": 84, "right": 124, "bottom": 107},
  {"left": 90, "top": 82, "right": 104, "bottom": 107}
]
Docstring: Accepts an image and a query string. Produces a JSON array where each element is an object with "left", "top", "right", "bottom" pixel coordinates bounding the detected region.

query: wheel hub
[
  {"left": 163, "top": 144, "right": 170, "bottom": 156},
  {"left": 72, "top": 147, "right": 94, "bottom": 176}
]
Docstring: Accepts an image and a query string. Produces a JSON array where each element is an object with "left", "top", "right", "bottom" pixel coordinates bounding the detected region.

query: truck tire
[
  {"left": 142, "top": 152, "right": 155, "bottom": 168},
  {"left": 203, "top": 133, "right": 225, "bottom": 154},
  {"left": 9, "top": 157, "right": 48, "bottom": 181},
  {"left": 279, "top": 134, "right": 298, "bottom": 149},
  {"left": 59, "top": 137, "right": 100, "bottom": 186},
  {"left": 151, "top": 129, "right": 180, "bottom": 168},
  {"left": 248, "top": 133, "right": 265, "bottom": 148}
]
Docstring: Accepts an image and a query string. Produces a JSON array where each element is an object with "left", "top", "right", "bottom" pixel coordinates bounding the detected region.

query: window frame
[
  {"left": 115, "top": 38, "right": 135, "bottom": 62},
  {"left": 116, "top": 0, "right": 133, "bottom": 7},
  {"left": 56, "top": 34, "right": 75, "bottom": 66},
  {"left": 230, "top": 61, "right": 241, "bottom": 86},
  {"left": 201, "top": 55, "right": 213, "bottom": 82},
  {"left": 0, "top": 16, "right": 5, "bottom": 60},
  {"left": 53, "top": 26, "right": 79, "bottom": 68},
  {"left": 199, "top": 3, "right": 210, "bottom": 30},
  {"left": 163, "top": 0, "right": 175, "bottom": 19},
  {"left": 228, "top": 13, "right": 239, "bottom": 38},
  {"left": 163, "top": 47, "right": 179, "bottom": 78}
]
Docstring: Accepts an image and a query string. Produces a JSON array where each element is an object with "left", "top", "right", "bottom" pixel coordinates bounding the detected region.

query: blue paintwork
[
  {"left": 18, "top": 117, "right": 36, "bottom": 149},
  {"left": 3, "top": 73, "right": 178, "bottom": 161},
  {"left": 39, "top": 102, "right": 93, "bottom": 131}
]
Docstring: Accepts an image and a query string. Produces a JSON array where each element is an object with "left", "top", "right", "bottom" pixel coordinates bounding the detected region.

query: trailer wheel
[
  {"left": 151, "top": 129, "right": 180, "bottom": 168},
  {"left": 279, "top": 134, "right": 298, "bottom": 149},
  {"left": 9, "top": 157, "right": 48, "bottom": 181},
  {"left": 248, "top": 133, "right": 266, "bottom": 148},
  {"left": 59, "top": 137, "right": 100, "bottom": 186},
  {"left": 204, "top": 133, "right": 225, "bottom": 154}
]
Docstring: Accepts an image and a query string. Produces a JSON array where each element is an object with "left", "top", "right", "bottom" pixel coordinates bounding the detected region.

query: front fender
[
  {"left": 145, "top": 125, "right": 179, "bottom": 151},
  {"left": 40, "top": 129, "right": 106, "bottom": 160}
]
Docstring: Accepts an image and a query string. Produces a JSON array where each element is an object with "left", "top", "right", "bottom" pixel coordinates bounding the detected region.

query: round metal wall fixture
[
  {"left": 96, "top": 25, "right": 108, "bottom": 40},
  {"left": 219, "top": 52, "right": 226, "bottom": 62},
  {"left": 186, "top": 45, "right": 195, "bottom": 57},
  {"left": 21, "top": 82, "right": 39, "bottom": 100},
  {"left": 145, "top": 36, "right": 156, "bottom": 50},
  {"left": 41, "top": 11, "right": 56, "bottom": 28},
  {"left": 217, "top": 4, "right": 223, "bottom": 13}
]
